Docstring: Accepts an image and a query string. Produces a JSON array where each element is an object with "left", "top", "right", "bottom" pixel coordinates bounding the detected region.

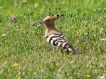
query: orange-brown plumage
[{"left": 43, "top": 15, "right": 62, "bottom": 37}]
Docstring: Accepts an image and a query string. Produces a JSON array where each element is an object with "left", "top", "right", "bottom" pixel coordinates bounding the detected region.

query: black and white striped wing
[
  {"left": 46, "top": 33, "right": 83, "bottom": 53},
  {"left": 46, "top": 34, "right": 74, "bottom": 52}
]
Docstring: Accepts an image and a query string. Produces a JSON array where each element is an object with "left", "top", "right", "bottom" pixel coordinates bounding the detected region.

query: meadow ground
[{"left": 0, "top": 0, "right": 106, "bottom": 79}]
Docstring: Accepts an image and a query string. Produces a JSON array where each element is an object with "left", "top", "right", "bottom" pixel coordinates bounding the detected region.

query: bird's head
[{"left": 32, "top": 14, "right": 64, "bottom": 26}]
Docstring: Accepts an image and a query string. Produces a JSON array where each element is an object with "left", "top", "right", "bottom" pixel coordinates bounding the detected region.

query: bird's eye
[{"left": 47, "top": 19, "right": 50, "bottom": 21}]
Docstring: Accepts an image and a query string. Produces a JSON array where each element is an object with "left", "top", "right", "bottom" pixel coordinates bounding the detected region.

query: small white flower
[
  {"left": 62, "top": 1, "right": 65, "bottom": 4},
  {"left": 1, "top": 34, "right": 7, "bottom": 37},
  {"left": 101, "top": 38, "right": 106, "bottom": 41},
  {"left": 0, "top": 6, "right": 3, "bottom": 9},
  {"left": 99, "top": 76, "right": 105, "bottom": 79},
  {"left": 34, "top": 3, "right": 38, "bottom": 8}
]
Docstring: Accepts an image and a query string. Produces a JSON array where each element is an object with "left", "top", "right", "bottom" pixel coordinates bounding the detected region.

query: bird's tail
[
  {"left": 73, "top": 49, "right": 83, "bottom": 54},
  {"left": 64, "top": 43, "right": 83, "bottom": 54},
  {"left": 67, "top": 48, "right": 83, "bottom": 54}
]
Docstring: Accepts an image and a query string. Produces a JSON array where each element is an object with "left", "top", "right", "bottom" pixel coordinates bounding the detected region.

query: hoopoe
[{"left": 33, "top": 14, "right": 82, "bottom": 54}]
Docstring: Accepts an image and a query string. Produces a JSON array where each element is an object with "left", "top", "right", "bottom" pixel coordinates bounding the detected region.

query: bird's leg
[
  {"left": 60, "top": 48, "right": 64, "bottom": 54},
  {"left": 52, "top": 46, "right": 62, "bottom": 53},
  {"left": 52, "top": 46, "right": 58, "bottom": 53},
  {"left": 52, "top": 47, "right": 56, "bottom": 52}
]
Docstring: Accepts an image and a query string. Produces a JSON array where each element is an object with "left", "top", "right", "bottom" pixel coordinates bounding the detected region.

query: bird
[{"left": 33, "top": 14, "right": 83, "bottom": 54}]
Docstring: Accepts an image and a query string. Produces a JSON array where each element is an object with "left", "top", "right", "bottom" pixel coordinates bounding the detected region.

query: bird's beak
[{"left": 32, "top": 21, "right": 44, "bottom": 27}]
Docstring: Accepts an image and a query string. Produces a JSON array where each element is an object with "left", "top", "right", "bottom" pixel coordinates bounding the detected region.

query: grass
[{"left": 0, "top": 0, "right": 106, "bottom": 79}]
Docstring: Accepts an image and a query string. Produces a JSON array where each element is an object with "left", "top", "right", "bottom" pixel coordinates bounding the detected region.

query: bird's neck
[
  {"left": 45, "top": 23, "right": 56, "bottom": 30},
  {"left": 45, "top": 23, "right": 61, "bottom": 37}
]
